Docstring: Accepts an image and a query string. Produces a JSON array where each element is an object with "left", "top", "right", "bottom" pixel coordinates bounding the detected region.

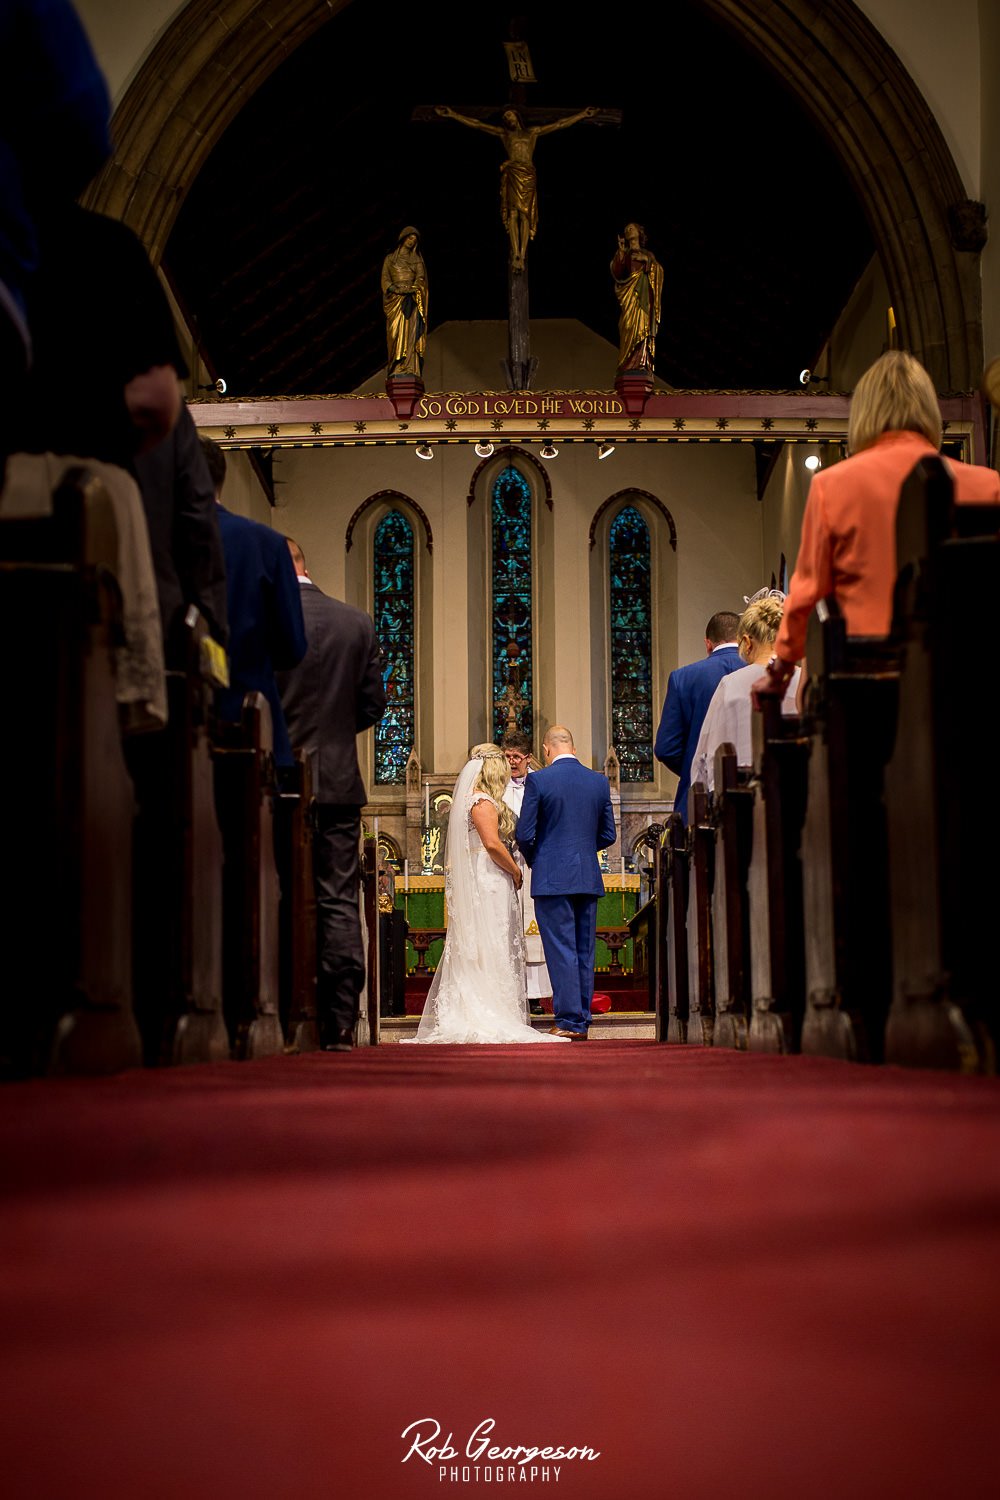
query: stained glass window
[
  {"left": 609, "top": 505, "right": 653, "bottom": 781},
  {"left": 491, "top": 464, "right": 533, "bottom": 744},
  {"left": 373, "top": 509, "right": 414, "bottom": 784}
]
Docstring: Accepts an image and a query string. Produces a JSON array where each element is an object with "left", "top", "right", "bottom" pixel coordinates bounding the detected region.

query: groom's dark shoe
[
  {"left": 548, "top": 1026, "right": 588, "bottom": 1040},
  {"left": 322, "top": 1024, "right": 355, "bottom": 1052}
]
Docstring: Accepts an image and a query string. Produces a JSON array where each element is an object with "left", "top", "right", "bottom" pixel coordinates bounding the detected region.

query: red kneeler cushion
[{"left": 591, "top": 993, "right": 612, "bottom": 1014}]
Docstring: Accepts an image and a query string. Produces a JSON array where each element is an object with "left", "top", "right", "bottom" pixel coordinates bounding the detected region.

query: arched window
[
  {"left": 491, "top": 463, "right": 533, "bottom": 743},
  {"left": 609, "top": 505, "right": 653, "bottom": 782},
  {"left": 373, "top": 509, "right": 415, "bottom": 784}
]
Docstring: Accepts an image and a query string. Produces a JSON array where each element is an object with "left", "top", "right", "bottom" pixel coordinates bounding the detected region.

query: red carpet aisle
[{"left": 1, "top": 1046, "right": 999, "bottom": 1500}]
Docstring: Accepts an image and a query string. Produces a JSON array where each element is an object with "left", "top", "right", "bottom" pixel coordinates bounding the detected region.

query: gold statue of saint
[
  {"left": 611, "top": 222, "right": 663, "bottom": 373},
  {"left": 435, "top": 103, "right": 599, "bottom": 271},
  {"left": 382, "top": 226, "right": 428, "bottom": 378}
]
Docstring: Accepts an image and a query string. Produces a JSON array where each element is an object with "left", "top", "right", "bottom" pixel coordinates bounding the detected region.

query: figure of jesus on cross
[{"left": 435, "top": 102, "right": 600, "bottom": 272}]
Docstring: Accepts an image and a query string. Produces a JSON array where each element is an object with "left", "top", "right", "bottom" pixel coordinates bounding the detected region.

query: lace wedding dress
[{"left": 404, "top": 758, "right": 567, "bottom": 1045}]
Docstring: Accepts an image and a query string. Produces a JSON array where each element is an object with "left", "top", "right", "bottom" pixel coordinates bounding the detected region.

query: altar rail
[{"left": 652, "top": 455, "right": 1000, "bottom": 1071}]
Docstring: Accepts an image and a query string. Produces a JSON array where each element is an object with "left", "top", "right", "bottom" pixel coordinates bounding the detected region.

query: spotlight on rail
[
  {"left": 539, "top": 442, "right": 558, "bottom": 460},
  {"left": 804, "top": 453, "right": 822, "bottom": 472},
  {"left": 474, "top": 441, "right": 495, "bottom": 458},
  {"left": 415, "top": 443, "right": 434, "bottom": 461},
  {"left": 598, "top": 441, "right": 616, "bottom": 460}
]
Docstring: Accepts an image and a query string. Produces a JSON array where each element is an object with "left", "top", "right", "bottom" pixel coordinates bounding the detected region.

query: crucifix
[{"left": 414, "top": 40, "right": 620, "bottom": 389}]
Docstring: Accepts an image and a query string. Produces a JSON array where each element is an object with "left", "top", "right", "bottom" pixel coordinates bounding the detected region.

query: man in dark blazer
[
  {"left": 136, "top": 407, "right": 228, "bottom": 663},
  {"left": 277, "top": 539, "right": 386, "bottom": 1051},
  {"left": 200, "top": 436, "right": 306, "bottom": 767},
  {"left": 654, "top": 611, "right": 742, "bottom": 824},
  {"left": 515, "top": 725, "right": 617, "bottom": 1040}
]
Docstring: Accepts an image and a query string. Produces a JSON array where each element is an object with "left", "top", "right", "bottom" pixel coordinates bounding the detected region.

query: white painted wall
[
  {"left": 74, "top": 0, "right": 185, "bottom": 104},
  {"left": 270, "top": 322, "right": 759, "bottom": 786},
  {"left": 855, "top": 0, "right": 982, "bottom": 196},
  {"left": 980, "top": 0, "right": 1000, "bottom": 364}
]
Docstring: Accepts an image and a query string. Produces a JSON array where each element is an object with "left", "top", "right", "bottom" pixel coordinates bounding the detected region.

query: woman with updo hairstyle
[{"left": 691, "top": 593, "right": 800, "bottom": 792}]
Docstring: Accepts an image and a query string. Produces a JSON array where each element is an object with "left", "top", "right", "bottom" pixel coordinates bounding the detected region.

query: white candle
[
  {"left": 621, "top": 854, "right": 626, "bottom": 890},
  {"left": 404, "top": 859, "right": 409, "bottom": 891},
  {"left": 373, "top": 816, "right": 380, "bottom": 840},
  {"left": 425, "top": 783, "right": 430, "bottom": 824}
]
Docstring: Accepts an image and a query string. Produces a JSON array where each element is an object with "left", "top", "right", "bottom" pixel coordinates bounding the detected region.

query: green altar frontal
[{"left": 396, "top": 875, "right": 641, "bottom": 975}]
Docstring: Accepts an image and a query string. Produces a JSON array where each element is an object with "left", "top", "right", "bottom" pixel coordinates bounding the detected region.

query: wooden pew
[
  {"left": 798, "top": 602, "right": 898, "bottom": 1063},
  {"left": 628, "top": 823, "right": 663, "bottom": 1017},
  {"left": 357, "top": 837, "right": 379, "bottom": 1045},
  {"left": 128, "top": 609, "right": 229, "bottom": 1065},
  {"left": 379, "top": 904, "right": 409, "bottom": 1017},
  {"left": 0, "top": 469, "right": 141, "bottom": 1075},
  {"left": 213, "top": 693, "right": 284, "bottom": 1059},
  {"left": 883, "top": 455, "right": 997, "bottom": 1069},
  {"left": 659, "top": 813, "right": 690, "bottom": 1042},
  {"left": 747, "top": 696, "right": 810, "bottom": 1053},
  {"left": 685, "top": 784, "right": 715, "bottom": 1046},
  {"left": 276, "top": 751, "right": 320, "bottom": 1054},
  {"left": 709, "top": 746, "right": 754, "bottom": 1049}
]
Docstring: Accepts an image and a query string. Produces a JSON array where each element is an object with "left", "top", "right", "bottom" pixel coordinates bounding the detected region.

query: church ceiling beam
[{"left": 186, "top": 391, "right": 985, "bottom": 465}]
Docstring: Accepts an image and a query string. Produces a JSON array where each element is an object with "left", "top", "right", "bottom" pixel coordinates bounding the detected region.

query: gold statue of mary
[
  {"left": 382, "top": 227, "right": 428, "bottom": 378},
  {"left": 611, "top": 222, "right": 663, "bottom": 373}
]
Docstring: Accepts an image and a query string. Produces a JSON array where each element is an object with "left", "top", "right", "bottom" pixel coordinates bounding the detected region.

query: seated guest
[
  {"left": 692, "top": 595, "right": 800, "bottom": 792},
  {"left": 134, "top": 407, "right": 228, "bottom": 665},
  {"left": 755, "top": 350, "right": 1000, "bottom": 701},
  {"left": 199, "top": 436, "right": 306, "bottom": 767},
  {"left": 3, "top": 202, "right": 191, "bottom": 728},
  {"left": 1, "top": 0, "right": 112, "bottom": 445}
]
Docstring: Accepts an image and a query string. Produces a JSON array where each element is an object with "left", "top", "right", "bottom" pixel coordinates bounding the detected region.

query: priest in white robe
[{"left": 501, "top": 732, "right": 552, "bottom": 1014}]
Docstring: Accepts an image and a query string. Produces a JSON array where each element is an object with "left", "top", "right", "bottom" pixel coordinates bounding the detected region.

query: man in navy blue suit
[
  {"left": 515, "top": 726, "right": 617, "bottom": 1040},
  {"left": 200, "top": 437, "right": 306, "bottom": 766},
  {"left": 654, "top": 612, "right": 742, "bottom": 824}
]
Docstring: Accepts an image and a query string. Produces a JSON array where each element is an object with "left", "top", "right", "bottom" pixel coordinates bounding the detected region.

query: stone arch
[
  {"left": 589, "top": 489, "right": 677, "bottom": 552},
  {"left": 345, "top": 489, "right": 434, "bottom": 782},
  {"left": 589, "top": 489, "right": 678, "bottom": 789},
  {"left": 345, "top": 489, "right": 432, "bottom": 554},
  {"left": 88, "top": 0, "right": 982, "bottom": 389},
  {"left": 466, "top": 446, "right": 552, "bottom": 510},
  {"left": 700, "top": 0, "right": 983, "bottom": 389},
  {"left": 465, "top": 446, "right": 552, "bottom": 750}
]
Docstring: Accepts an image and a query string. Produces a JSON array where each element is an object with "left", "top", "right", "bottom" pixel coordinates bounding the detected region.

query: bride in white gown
[{"left": 405, "top": 749, "right": 568, "bottom": 1044}]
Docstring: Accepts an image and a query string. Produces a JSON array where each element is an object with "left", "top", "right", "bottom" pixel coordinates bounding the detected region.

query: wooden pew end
[
  {"left": 801, "top": 988, "right": 857, "bottom": 1061},
  {"left": 49, "top": 1007, "right": 142, "bottom": 1076},
  {"left": 885, "top": 981, "right": 980, "bottom": 1074},
  {"left": 749, "top": 998, "right": 790, "bottom": 1055},
  {"left": 173, "top": 1012, "right": 230, "bottom": 1066}
]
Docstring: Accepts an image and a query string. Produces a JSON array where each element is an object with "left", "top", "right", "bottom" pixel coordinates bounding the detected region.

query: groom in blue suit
[{"left": 516, "top": 726, "right": 618, "bottom": 1040}]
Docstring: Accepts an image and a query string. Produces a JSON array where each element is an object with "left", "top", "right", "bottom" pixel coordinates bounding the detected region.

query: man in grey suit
[{"left": 277, "top": 539, "right": 386, "bottom": 1051}]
